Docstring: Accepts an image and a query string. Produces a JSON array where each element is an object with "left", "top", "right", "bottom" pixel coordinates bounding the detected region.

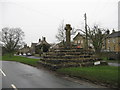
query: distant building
[
  {"left": 105, "top": 31, "right": 120, "bottom": 52},
  {"left": 35, "top": 37, "right": 50, "bottom": 54},
  {"left": 19, "top": 44, "right": 30, "bottom": 55},
  {"left": 73, "top": 32, "right": 86, "bottom": 48},
  {"left": 30, "top": 43, "right": 37, "bottom": 55},
  {"left": 73, "top": 32, "right": 93, "bottom": 49}
]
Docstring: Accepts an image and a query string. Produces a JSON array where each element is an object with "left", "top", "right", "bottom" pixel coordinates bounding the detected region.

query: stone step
[
  {"left": 56, "top": 46, "right": 85, "bottom": 50},
  {"left": 38, "top": 60, "right": 103, "bottom": 70},
  {"left": 43, "top": 55, "right": 93, "bottom": 59},
  {"left": 55, "top": 48, "right": 84, "bottom": 50},
  {"left": 39, "top": 46, "right": 103, "bottom": 70},
  {"left": 40, "top": 58, "right": 101, "bottom": 64},
  {"left": 55, "top": 48, "right": 93, "bottom": 51},
  {"left": 54, "top": 50, "right": 86, "bottom": 52},
  {"left": 44, "top": 52, "right": 94, "bottom": 56}
]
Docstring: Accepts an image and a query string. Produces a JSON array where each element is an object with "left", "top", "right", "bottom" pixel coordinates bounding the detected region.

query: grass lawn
[
  {"left": 1, "top": 55, "right": 40, "bottom": 67},
  {"left": 57, "top": 66, "right": 119, "bottom": 87}
]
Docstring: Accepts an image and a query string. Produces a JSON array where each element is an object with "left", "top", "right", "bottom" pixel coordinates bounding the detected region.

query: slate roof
[
  {"left": 107, "top": 31, "right": 120, "bottom": 38},
  {"left": 36, "top": 37, "right": 50, "bottom": 46}
]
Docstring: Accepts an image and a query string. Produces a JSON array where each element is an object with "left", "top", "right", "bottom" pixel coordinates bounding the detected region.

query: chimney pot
[
  {"left": 39, "top": 39, "right": 41, "bottom": 42},
  {"left": 43, "top": 37, "right": 46, "bottom": 41}
]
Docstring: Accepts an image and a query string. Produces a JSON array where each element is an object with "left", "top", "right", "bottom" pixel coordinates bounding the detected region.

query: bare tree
[
  {"left": 56, "top": 21, "right": 65, "bottom": 42},
  {"left": 80, "top": 25, "right": 109, "bottom": 54},
  {"left": 2, "top": 27, "right": 25, "bottom": 54}
]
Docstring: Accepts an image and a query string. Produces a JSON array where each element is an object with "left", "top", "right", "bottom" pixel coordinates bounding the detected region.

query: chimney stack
[
  {"left": 112, "top": 29, "right": 115, "bottom": 33},
  {"left": 106, "top": 29, "right": 110, "bottom": 34},
  {"left": 43, "top": 37, "right": 46, "bottom": 41},
  {"left": 39, "top": 38, "right": 41, "bottom": 42}
]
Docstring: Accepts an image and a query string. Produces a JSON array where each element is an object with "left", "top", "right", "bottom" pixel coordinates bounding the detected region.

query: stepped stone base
[{"left": 38, "top": 47, "right": 107, "bottom": 70}]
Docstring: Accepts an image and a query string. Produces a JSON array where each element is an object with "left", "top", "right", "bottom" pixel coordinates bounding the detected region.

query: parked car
[
  {"left": 27, "top": 53, "right": 32, "bottom": 56},
  {"left": 23, "top": 53, "right": 26, "bottom": 56}
]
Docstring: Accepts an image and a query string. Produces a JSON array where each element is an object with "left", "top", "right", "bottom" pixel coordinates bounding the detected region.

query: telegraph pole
[{"left": 84, "top": 13, "right": 88, "bottom": 50}]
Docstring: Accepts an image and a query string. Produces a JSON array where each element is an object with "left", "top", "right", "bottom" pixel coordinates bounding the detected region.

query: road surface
[
  {"left": 108, "top": 62, "right": 120, "bottom": 67},
  {"left": 1, "top": 61, "right": 106, "bottom": 89}
]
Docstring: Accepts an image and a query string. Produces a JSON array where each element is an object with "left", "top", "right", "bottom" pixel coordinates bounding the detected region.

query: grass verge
[
  {"left": 57, "top": 66, "right": 119, "bottom": 88},
  {"left": 1, "top": 55, "right": 40, "bottom": 67}
]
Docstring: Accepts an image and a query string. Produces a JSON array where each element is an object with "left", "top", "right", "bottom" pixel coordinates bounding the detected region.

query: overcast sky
[{"left": 0, "top": 0, "right": 119, "bottom": 46}]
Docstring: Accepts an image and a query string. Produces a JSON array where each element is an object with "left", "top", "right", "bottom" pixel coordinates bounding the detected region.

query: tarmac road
[{"left": 1, "top": 61, "right": 106, "bottom": 89}]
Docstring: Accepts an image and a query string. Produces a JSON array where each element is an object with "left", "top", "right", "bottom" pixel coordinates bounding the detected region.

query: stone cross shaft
[{"left": 65, "top": 24, "right": 72, "bottom": 49}]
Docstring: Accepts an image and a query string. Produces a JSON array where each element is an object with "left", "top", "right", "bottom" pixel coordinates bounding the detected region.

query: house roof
[
  {"left": 107, "top": 31, "right": 120, "bottom": 38},
  {"left": 31, "top": 43, "right": 37, "bottom": 47},
  {"left": 36, "top": 37, "right": 50, "bottom": 46},
  {"left": 73, "top": 32, "right": 85, "bottom": 40}
]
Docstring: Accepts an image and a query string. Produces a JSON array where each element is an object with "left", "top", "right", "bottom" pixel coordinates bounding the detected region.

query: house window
[
  {"left": 114, "top": 45, "right": 115, "bottom": 51},
  {"left": 108, "top": 47, "right": 110, "bottom": 51},
  {"left": 78, "top": 40, "right": 80, "bottom": 44},
  {"left": 75, "top": 41, "right": 77, "bottom": 44},
  {"left": 113, "top": 39, "right": 115, "bottom": 43}
]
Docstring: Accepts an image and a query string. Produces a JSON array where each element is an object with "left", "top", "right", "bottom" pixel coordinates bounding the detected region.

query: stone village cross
[{"left": 65, "top": 24, "right": 72, "bottom": 49}]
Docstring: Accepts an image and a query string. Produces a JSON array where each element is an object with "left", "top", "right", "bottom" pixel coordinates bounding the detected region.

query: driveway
[{"left": 108, "top": 62, "right": 120, "bottom": 67}]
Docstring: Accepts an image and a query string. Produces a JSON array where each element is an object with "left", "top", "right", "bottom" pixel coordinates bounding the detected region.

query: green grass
[
  {"left": 1, "top": 55, "right": 40, "bottom": 66},
  {"left": 57, "top": 66, "right": 119, "bottom": 87}
]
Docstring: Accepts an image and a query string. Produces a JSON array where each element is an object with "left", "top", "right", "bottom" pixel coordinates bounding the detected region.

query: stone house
[
  {"left": 73, "top": 31, "right": 120, "bottom": 51},
  {"left": 73, "top": 32, "right": 93, "bottom": 49},
  {"left": 19, "top": 44, "right": 30, "bottom": 55},
  {"left": 105, "top": 31, "right": 120, "bottom": 52},
  {"left": 73, "top": 32, "right": 86, "bottom": 48},
  {"left": 102, "top": 31, "right": 120, "bottom": 60},
  {"left": 35, "top": 37, "right": 50, "bottom": 54}
]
